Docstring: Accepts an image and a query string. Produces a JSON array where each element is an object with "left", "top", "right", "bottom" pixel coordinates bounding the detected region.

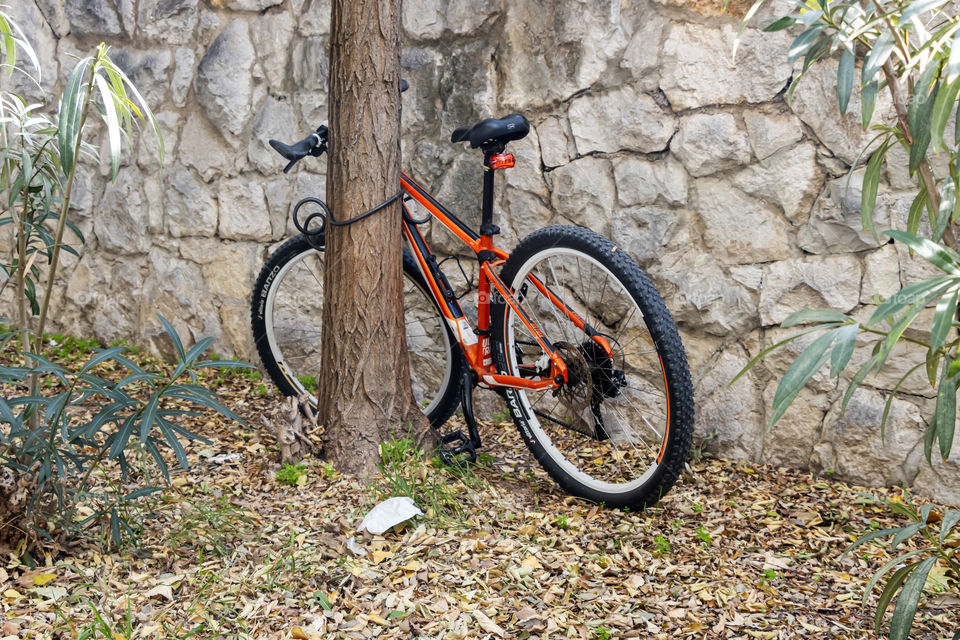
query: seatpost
[{"left": 480, "top": 146, "right": 502, "bottom": 238}]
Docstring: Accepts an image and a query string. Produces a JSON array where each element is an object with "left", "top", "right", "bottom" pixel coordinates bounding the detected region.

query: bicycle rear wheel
[
  {"left": 251, "top": 234, "right": 463, "bottom": 426},
  {"left": 491, "top": 226, "right": 694, "bottom": 508}
]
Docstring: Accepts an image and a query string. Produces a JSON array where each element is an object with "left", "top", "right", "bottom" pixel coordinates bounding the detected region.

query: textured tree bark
[{"left": 318, "top": 0, "right": 431, "bottom": 476}]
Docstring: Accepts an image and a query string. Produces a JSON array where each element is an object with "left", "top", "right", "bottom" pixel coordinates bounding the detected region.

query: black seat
[{"left": 451, "top": 114, "right": 530, "bottom": 149}]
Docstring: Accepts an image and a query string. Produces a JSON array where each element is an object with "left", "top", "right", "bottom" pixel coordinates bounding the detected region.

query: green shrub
[{"left": 0, "top": 317, "right": 249, "bottom": 546}]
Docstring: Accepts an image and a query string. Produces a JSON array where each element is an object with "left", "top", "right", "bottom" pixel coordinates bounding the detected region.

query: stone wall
[{"left": 3, "top": 0, "right": 958, "bottom": 504}]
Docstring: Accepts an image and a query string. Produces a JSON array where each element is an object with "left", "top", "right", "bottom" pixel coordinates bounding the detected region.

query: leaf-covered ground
[{"left": 1, "top": 350, "right": 958, "bottom": 640}]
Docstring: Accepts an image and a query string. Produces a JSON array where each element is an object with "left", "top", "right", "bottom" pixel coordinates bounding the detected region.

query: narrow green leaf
[
  {"left": 949, "top": 29, "right": 960, "bottom": 82},
  {"left": 78, "top": 346, "right": 125, "bottom": 375},
  {"left": 877, "top": 283, "right": 955, "bottom": 370},
  {"left": 926, "top": 348, "right": 942, "bottom": 388},
  {"left": 108, "top": 415, "right": 137, "bottom": 459},
  {"left": 157, "top": 417, "right": 189, "bottom": 469},
  {"left": 908, "top": 127, "right": 932, "bottom": 177},
  {"left": 874, "top": 562, "right": 921, "bottom": 632},
  {"left": 782, "top": 309, "right": 852, "bottom": 328},
  {"left": 145, "top": 438, "right": 170, "bottom": 483},
  {"left": 763, "top": 16, "right": 797, "bottom": 31},
  {"left": 862, "top": 80, "right": 879, "bottom": 126},
  {"left": 730, "top": 324, "right": 841, "bottom": 386},
  {"left": 770, "top": 329, "right": 838, "bottom": 427},
  {"left": 933, "top": 180, "right": 957, "bottom": 242},
  {"left": 862, "top": 140, "right": 891, "bottom": 238},
  {"left": 868, "top": 276, "right": 955, "bottom": 324},
  {"left": 940, "top": 509, "right": 960, "bottom": 543},
  {"left": 843, "top": 353, "right": 880, "bottom": 415},
  {"left": 863, "top": 31, "right": 895, "bottom": 85},
  {"left": 124, "top": 487, "right": 162, "bottom": 501},
  {"left": 803, "top": 34, "right": 832, "bottom": 72},
  {"left": 139, "top": 393, "right": 159, "bottom": 443},
  {"left": 157, "top": 314, "right": 185, "bottom": 360},
  {"left": 830, "top": 323, "right": 860, "bottom": 377},
  {"left": 93, "top": 72, "right": 121, "bottom": 180},
  {"left": 956, "top": 89, "right": 960, "bottom": 146},
  {"left": 890, "top": 521, "right": 926, "bottom": 550},
  {"left": 931, "top": 78, "right": 960, "bottom": 152},
  {"left": 929, "top": 288, "right": 958, "bottom": 354},
  {"left": 889, "top": 557, "right": 937, "bottom": 640},
  {"left": 934, "top": 369, "right": 957, "bottom": 460},
  {"left": 845, "top": 526, "right": 904, "bottom": 554},
  {"left": 947, "top": 357, "right": 960, "bottom": 379},
  {"left": 907, "top": 183, "right": 928, "bottom": 235},
  {"left": 861, "top": 548, "right": 927, "bottom": 607},
  {"left": 837, "top": 45, "right": 855, "bottom": 114},
  {"left": 885, "top": 230, "right": 960, "bottom": 274},
  {"left": 57, "top": 59, "right": 89, "bottom": 175},
  {"left": 788, "top": 26, "right": 825, "bottom": 64}
]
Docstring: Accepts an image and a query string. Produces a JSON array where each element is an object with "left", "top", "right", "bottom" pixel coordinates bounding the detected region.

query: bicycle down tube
[{"left": 398, "top": 172, "right": 621, "bottom": 389}]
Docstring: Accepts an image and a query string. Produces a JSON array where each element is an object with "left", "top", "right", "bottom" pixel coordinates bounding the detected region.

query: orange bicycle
[{"left": 252, "top": 106, "right": 694, "bottom": 508}]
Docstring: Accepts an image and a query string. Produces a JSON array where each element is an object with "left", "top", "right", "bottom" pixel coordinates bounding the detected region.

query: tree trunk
[{"left": 318, "top": 0, "right": 430, "bottom": 476}]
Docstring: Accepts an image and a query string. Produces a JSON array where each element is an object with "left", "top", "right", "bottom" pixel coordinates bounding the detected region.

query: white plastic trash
[{"left": 358, "top": 496, "right": 424, "bottom": 534}]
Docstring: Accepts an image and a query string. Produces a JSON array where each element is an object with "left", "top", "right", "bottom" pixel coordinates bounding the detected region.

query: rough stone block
[
  {"left": 614, "top": 155, "right": 688, "bottom": 206},
  {"left": 693, "top": 344, "right": 765, "bottom": 461},
  {"left": 759, "top": 255, "right": 862, "bottom": 326},
  {"left": 743, "top": 110, "right": 803, "bottom": 161},
  {"left": 196, "top": 20, "right": 255, "bottom": 138},
  {"left": 695, "top": 179, "right": 791, "bottom": 264},
  {"left": 548, "top": 157, "right": 616, "bottom": 233},
  {"left": 94, "top": 171, "right": 151, "bottom": 255},
  {"left": 137, "top": 0, "right": 199, "bottom": 45},
  {"left": 671, "top": 112, "right": 752, "bottom": 177},
  {"left": 165, "top": 166, "right": 218, "bottom": 238},
  {"left": 733, "top": 143, "right": 824, "bottom": 223},
  {"left": 218, "top": 178, "right": 272, "bottom": 241},
  {"left": 661, "top": 24, "right": 792, "bottom": 109},
  {"left": 569, "top": 87, "right": 676, "bottom": 155}
]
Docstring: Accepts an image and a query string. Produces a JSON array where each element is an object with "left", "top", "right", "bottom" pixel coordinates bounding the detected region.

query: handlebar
[
  {"left": 269, "top": 125, "right": 328, "bottom": 173},
  {"left": 268, "top": 79, "right": 410, "bottom": 173}
]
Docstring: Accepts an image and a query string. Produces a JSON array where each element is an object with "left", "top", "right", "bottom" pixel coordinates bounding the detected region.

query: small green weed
[
  {"left": 492, "top": 408, "right": 511, "bottom": 423},
  {"left": 320, "top": 462, "right": 337, "bottom": 479},
  {"left": 695, "top": 524, "right": 711, "bottom": 546},
  {"left": 297, "top": 374, "right": 317, "bottom": 394},
  {"left": 594, "top": 625, "right": 613, "bottom": 640},
  {"left": 253, "top": 383, "right": 269, "bottom": 397},
  {"left": 652, "top": 533, "right": 671, "bottom": 556},
  {"left": 761, "top": 568, "right": 777, "bottom": 582},
  {"left": 669, "top": 517, "right": 683, "bottom": 532},
  {"left": 372, "top": 435, "right": 489, "bottom": 522},
  {"left": 276, "top": 462, "right": 308, "bottom": 487},
  {"left": 555, "top": 514, "right": 570, "bottom": 530},
  {"left": 46, "top": 333, "right": 101, "bottom": 362}
]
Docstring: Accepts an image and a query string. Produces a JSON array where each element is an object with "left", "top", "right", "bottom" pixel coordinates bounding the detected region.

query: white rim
[
  {"left": 264, "top": 247, "right": 454, "bottom": 415},
  {"left": 505, "top": 246, "right": 667, "bottom": 494}
]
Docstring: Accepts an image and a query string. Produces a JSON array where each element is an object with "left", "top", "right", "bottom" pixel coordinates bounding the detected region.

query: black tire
[
  {"left": 491, "top": 225, "right": 694, "bottom": 508},
  {"left": 251, "top": 233, "right": 463, "bottom": 427}
]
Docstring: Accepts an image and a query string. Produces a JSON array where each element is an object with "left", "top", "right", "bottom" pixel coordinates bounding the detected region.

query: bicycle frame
[{"left": 399, "top": 171, "right": 614, "bottom": 391}]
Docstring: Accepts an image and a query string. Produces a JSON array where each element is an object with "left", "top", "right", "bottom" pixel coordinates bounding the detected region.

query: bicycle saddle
[{"left": 451, "top": 114, "right": 530, "bottom": 149}]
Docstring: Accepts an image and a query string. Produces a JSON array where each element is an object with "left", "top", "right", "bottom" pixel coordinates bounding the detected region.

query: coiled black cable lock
[{"left": 292, "top": 191, "right": 405, "bottom": 248}]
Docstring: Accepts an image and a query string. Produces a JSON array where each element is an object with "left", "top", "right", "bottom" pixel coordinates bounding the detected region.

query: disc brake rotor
[{"left": 552, "top": 341, "right": 593, "bottom": 414}]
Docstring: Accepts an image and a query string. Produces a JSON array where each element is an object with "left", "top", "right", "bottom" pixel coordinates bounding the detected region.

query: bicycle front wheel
[
  {"left": 491, "top": 226, "right": 694, "bottom": 508},
  {"left": 250, "top": 234, "right": 463, "bottom": 426}
]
